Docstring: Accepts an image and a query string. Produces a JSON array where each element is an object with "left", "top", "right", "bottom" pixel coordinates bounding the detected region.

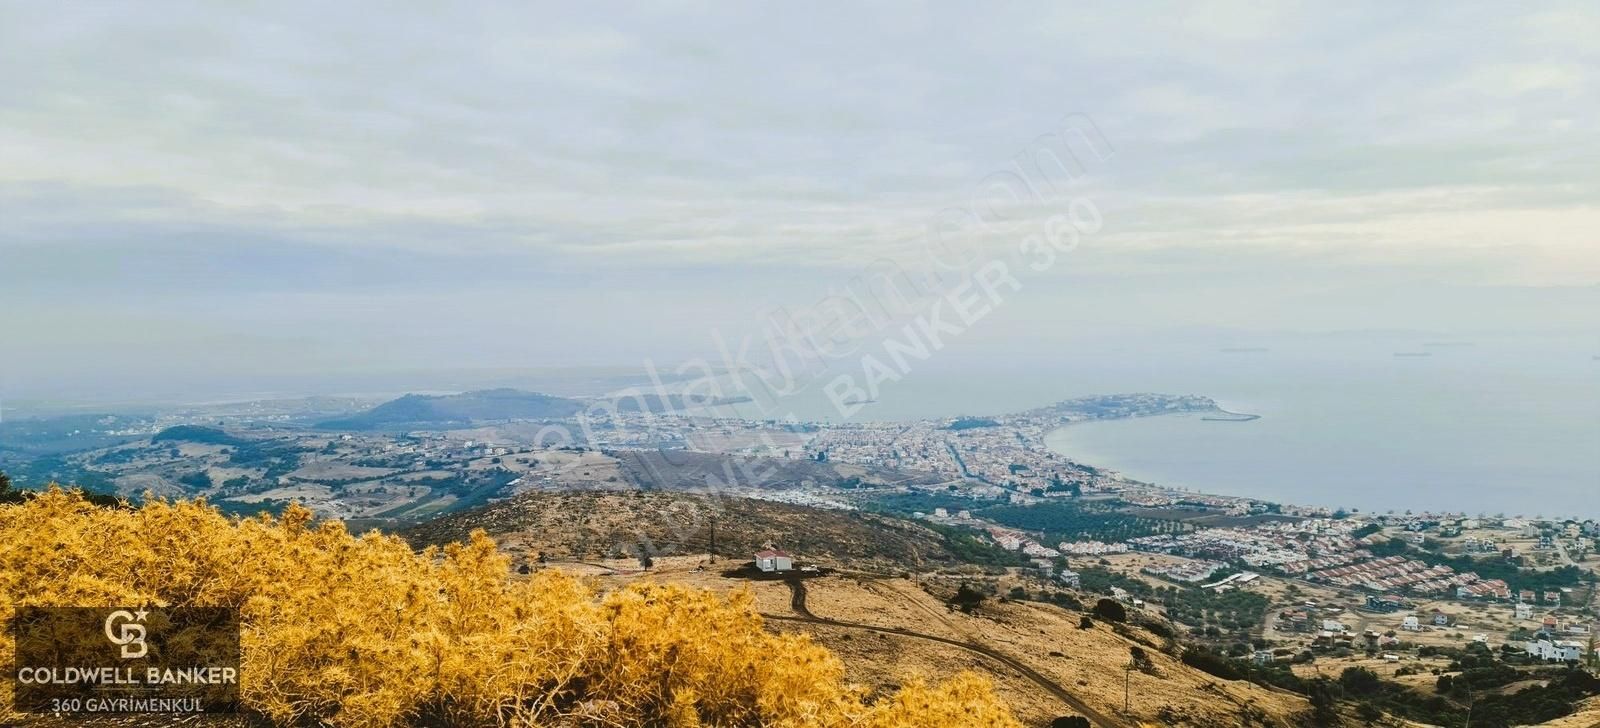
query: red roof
[{"left": 755, "top": 550, "right": 791, "bottom": 559}]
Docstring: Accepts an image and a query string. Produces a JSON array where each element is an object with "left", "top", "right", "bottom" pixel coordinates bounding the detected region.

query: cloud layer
[{"left": 1, "top": 2, "right": 1596, "bottom": 397}]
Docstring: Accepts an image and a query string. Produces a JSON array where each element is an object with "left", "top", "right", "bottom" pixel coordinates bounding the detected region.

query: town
[{"left": 4, "top": 389, "right": 1596, "bottom": 687}]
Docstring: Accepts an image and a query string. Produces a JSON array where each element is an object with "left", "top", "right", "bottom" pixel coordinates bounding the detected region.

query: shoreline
[
  {"left": 1039, "top": 408, "right": 1301, "bottom": 512},
  {"left": 1040, "top": 413, "right": 1344, "bottom": 515},
  {"left": 1038, "top": 410, "right": 1591, "bottom": 520}
]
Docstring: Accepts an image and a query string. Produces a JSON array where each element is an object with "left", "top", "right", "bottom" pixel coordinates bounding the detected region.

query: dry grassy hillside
[
  {"left": 403, "top": 490, "right": 983, "bottom": 572},
  {"left": 1, "top": 490, "right": 1020, "bottom": 727},
  {"left": 1540, "top": 699, "right": 1600, "bottom": 728},
  {"left": 560, "top": 557, "right": 1316, "bottom": 728},
  {"left": 408, "top": 491, "right": 1319, "bottom": 727}
]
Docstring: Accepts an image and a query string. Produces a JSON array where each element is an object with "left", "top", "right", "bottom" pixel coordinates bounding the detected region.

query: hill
[
  {"left": 403, "top": 490, "right": 1011, "bottom": 572},
  {"left": 742, "top": 573, "right": 1314, "bottom": 727},
  {"left": 403, "top": 510, "right": 1319, "bottom": 727},
  {"left": 0, "top": 489, "right": 1016, "bottom": 727},
  {"left": 151, "top": 424, "right": 251, "bottom": 447},
  {"left": 613, "top": 449, "right": 943, "bottom": 491},
  {"left": 317, "top": 388, "right": 583, "bottom": 430}
]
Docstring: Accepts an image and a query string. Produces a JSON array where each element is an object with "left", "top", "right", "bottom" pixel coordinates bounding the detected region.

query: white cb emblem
[{"left": 103, "top": 609, "right": 148, "bottom": 659}]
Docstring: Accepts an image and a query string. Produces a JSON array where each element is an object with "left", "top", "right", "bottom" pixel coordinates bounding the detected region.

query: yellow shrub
[{"left": 0, "top": 488, "right": 1019, "bottom": 727}]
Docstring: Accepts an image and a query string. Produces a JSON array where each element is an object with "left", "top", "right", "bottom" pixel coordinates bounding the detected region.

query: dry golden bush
[{"left": 0, "top": 489, "right": 1018, "bottom": 727}]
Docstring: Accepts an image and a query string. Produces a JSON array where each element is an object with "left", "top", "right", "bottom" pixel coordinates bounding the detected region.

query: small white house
[
  {"left": 1401, "top": 616, "right": 1421, "bottom": 631},
  {"left": 1525, "top": 639, "right": 1585, "bottom": 663},
  {"left": 754, "top": 549, "right": 793, "bottom": 573},
  {"left": 1515, "top": 603, "right": 1534, "bottom": 620}
]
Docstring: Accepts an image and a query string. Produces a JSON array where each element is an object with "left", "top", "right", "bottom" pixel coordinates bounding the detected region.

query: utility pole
[
  {"left": 1462, "top": 683, "right": 1473, "bottom": 728},
  {"left": 1124, "top": 660, "right": 1132, "bottom": 713},
  {"left": 709, "top": 517, "right": 717, "bottom": 562}
]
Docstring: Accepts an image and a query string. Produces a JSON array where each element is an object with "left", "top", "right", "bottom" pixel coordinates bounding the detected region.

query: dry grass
[
  {"left": 540, "top": 564, "right": 1314, "bottom": 727},
  {"left": 404, "top": 490, "right": 976, "bottom": 572}
]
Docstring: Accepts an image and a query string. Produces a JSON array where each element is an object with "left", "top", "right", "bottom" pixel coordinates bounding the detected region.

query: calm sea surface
[{"left": 718, "top": 334, "right": 1600, "bottom": 518}]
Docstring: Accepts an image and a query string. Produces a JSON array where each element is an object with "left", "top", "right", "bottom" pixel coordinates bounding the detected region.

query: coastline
[
  {"left": 1037, "top": 403, "right": 1339, "bottom": 514},
  {"left": 1037, "top": 406, "right": 1594, "bottom": 519}
]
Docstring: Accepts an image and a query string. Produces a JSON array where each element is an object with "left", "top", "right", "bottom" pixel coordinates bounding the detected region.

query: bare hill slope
[{"left": 403, "top": 489, "right": 996, "bottom": 572}]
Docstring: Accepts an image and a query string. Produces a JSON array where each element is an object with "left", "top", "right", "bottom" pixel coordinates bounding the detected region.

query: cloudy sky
[{"left": 2, "top": 2, "right": 1596, "bottom": 400}]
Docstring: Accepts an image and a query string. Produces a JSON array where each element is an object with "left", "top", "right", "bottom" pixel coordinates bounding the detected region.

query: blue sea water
[{"left": 717, "top": 333, "right": 1600, "bottom": 518}]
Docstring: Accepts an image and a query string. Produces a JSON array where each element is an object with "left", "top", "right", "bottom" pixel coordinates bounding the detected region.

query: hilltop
[
  {"left": 317, "top": 388, "right": 584, "bottom": 430},
  {"left": 403, "top": 489, "right": 1007, "bottom": 572}
]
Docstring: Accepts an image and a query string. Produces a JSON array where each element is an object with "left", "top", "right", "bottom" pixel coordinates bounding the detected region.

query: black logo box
[{"left": 9, "top": 606, "right": 240, "bottom": 714}]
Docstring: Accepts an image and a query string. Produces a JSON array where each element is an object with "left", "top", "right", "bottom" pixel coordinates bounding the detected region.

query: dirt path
[
  {"left": 773, "top": 578, "right": 1126, "bottom": 728},
  {"left": 860, "top": 578, "right": 976, "bottom": 642}
]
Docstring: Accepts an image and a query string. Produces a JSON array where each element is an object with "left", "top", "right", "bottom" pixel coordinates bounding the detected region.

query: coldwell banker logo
[
  {"left": 103, "top": 609, "right": 148, "bottom": 659},
  {"left": 9, "top": 606, "right": 240, "bottom": 714}
]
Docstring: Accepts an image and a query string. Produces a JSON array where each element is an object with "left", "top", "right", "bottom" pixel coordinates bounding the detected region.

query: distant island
[{"left": 1201, "top": 409, "right": 1261, "bottom": 422}]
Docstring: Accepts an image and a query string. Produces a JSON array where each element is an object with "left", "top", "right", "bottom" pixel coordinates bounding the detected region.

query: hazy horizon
[{"left": 3, "top": 3, "right": 1598, "bottom": 404}]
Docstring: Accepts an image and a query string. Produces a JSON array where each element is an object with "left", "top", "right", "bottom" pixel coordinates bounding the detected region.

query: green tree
[
  {"left": 951, "top": 583, "right": 987, "bottom": 613},
  {"left": 0, "top": 470, "right": 23, "bottom": 504},
  {"left": 1307, "top": 678, "right": 1343, "bottom": 725},
  {"left": 1092, "top": 598, "right": 1126, "bottom": 623},
  {"left": 1340, "top": 666, "right": 1382, "bottom": 696}
]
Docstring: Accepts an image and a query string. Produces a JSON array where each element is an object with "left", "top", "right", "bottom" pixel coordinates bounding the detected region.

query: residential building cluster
[
  {"left": 1140, "top": 560, "right": 1228, "bottom": 584},
  {"left": 1305, "top": 556, "right": 1468, "bottom": 595},
  {"left": 983, "top": 526, "right": 1061, "bottom": 558},
  {"left": 800, "top": 394, "right": 1219, "bottom": 498},
  {"left": 1127, "top": 519, "right": 1363, "bottom": 570}
]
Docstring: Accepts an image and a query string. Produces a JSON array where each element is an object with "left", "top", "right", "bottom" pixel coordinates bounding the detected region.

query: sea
[{"left": 713, "top": 333, "right": 1600, "bottom": 519}]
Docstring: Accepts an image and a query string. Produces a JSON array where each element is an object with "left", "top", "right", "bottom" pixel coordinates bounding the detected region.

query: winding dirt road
[{"left": 769, "top": 578, "right": 1125, "bottom": 728}]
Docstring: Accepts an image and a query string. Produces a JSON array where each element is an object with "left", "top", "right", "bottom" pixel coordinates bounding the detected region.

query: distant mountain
[{"left": 317, "top": 389, "right": 584, "bottom": 430}]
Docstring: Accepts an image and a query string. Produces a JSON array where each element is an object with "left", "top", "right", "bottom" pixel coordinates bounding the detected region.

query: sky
[{"left": 1, "top": 2, "right": 1597, "bottom": 402}]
